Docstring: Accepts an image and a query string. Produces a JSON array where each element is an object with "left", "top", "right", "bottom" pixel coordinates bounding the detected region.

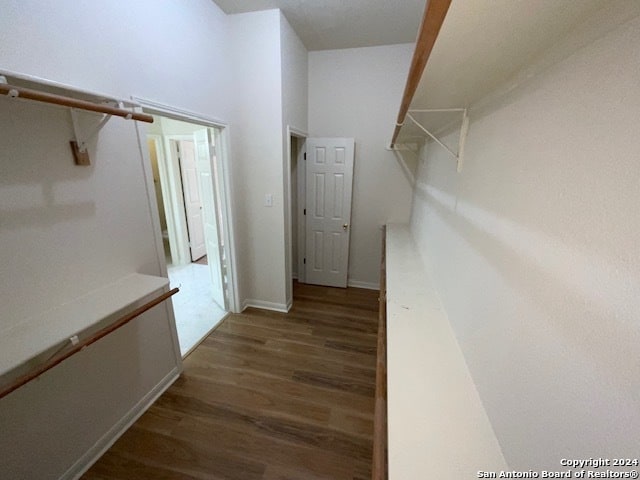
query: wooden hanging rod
[
  {"left": 390, "top": 0, "right": 452, "bottom": 147},
  {"left": 0, "top": 83, "right": 154, "bottom": 123},
  {"left": 0, "top": 287, "right": 178, "bottom": 400}
]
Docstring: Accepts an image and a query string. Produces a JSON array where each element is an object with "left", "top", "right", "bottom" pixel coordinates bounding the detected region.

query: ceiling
[
  {"left": 211, "top": 0, "right": 427, "bottom": 51},
  {"left": 210, "top": 0, "right": 626, "bottom": 146}
]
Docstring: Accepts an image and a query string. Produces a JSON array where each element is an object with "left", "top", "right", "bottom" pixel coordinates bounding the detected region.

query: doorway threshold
[{"left": 168, "top": 263, "right": 227, "bottom": 357}]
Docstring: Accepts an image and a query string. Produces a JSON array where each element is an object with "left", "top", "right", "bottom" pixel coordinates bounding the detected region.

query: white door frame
[
  {"left": 177, "top": 135, "right": 209, "bottom": 262},
  {"left": 194, "top": 128, "right": 227, "bottom": 311},
  {"left": 133, "top": 98, "right": 240, "bottom": 314},
  {"left": 147, "top": 134, "right": 182, "bottom": 265},
  {"left": 164, "top": 134, "right": 197, "bottom": 265},
  {"left": 145, "top": 134, "right": 201, "bottom": 267},
  {"left": 285, "top": 126, "right": 308, "bottom": 308}
]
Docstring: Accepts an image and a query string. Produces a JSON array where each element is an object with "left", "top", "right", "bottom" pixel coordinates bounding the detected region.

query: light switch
[{"left": 265, "top": 194, "right": 273, "bottom": 207}]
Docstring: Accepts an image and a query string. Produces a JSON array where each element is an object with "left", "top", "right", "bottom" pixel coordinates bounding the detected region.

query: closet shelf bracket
[
  {"left": 406, "top": 108, "right": 469, "bottom": 172},
  {"left": 0, "top": 74, "right": 154, "bottom": 167},
  {"left": 69, "top": 108, "right": 113, "bottom": 165}
]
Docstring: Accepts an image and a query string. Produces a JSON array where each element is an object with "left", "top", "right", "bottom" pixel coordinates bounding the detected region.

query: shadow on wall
[
  {"left": 0, "top": 198, "right": 95, "bottom": 230},
  {"left": 412, "top": 181, "right": 640, "bottom": 465},
  {"left": 0, "top": 151, "right": 96, "bottom": 225},
  {"left": 0, "top": 98, "right": 96, "bottom": 231},
  {"left": 392, "top": 149, "right": 419, "bottom": 188},
  {"left": 414, "top": 182, "right": 639, "bottom": 389}
]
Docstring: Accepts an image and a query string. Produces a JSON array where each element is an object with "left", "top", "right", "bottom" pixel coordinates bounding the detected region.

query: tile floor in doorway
[{"left": 167, "top": 262, "right": 227, "bottom": 356}]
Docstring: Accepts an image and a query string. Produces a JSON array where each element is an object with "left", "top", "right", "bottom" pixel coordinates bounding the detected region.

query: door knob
[{"left": 343, "top": 223, "right": 349, "bottom": 230}]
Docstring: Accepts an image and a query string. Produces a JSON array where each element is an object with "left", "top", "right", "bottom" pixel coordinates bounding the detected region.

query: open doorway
[
  {"left": 285, "top": 128, "right": 307, "bottom": 308},
  {"left": 146, "top": 114, "right": 232, "bottom": 357}
]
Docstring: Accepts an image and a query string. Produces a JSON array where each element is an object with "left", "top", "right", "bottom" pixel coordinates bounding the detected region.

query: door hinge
[
  {"left": 303, "top": 208, "right": 306, "bottom": 215},
  {"left": 303, "top": 258, "right": 306, "bottom": 264},
  {"left": 304, "top": 152, "right": 306, "bottom": 160}
]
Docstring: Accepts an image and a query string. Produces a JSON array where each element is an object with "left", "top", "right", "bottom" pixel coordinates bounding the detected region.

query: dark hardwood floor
[{"left": 83, "top": 282, "right": 379, "bottom": 480}]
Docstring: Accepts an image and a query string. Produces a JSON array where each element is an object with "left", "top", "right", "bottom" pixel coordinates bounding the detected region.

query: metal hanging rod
[
  {"left": 0, "top": 82, "right": 154, "bottom": 123},
  {"left": 0, "top": 287, "right": 179, "bottom": 400}
]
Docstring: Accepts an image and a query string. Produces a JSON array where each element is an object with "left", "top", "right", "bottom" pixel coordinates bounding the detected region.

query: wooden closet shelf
[{"left": 0, "top": 274, "right": 175, "bottom": 399}]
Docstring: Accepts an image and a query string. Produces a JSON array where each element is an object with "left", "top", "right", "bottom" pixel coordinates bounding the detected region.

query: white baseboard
[
  {"left": 347, "top": 279, "right": 380, "bottom": 290},
  {"left": 63, "top": 366, "right": 181, "bottom": 480},
  {"left": 242, "top": 299, "right": 289, "bottom": 313}
]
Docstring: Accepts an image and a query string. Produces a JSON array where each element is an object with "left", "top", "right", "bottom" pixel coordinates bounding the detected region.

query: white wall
[
  {"left": 229, "top": 10, "right": 289, "bottom": 311},
  {"left": 280, "top": 12, "right": 308, "bottom": 135},
  {"left": 0, "top": 0, "right": 234, "bottom": 121},
  {"left": 280, "top": 12, "right": 308, "bottom": 305},
  {"left": 410, "top": 8, "right": 640, "bottom": 469},
  {"left": 0, "top": 0, "right": 234, "bottom": 477},
  {"left": 308, "top": 44, "right": 414, "bottom": 288}
]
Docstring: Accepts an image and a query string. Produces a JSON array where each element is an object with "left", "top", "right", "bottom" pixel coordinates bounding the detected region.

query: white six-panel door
[
  {"left": 178, "top": 140, "right": 207, "bottom": 261},
  {"left": 194, "top": 129, "right": 227, "bottom": 310},
  {"left": 304, "top": 138, "right": 355, "bottom": 287}
]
